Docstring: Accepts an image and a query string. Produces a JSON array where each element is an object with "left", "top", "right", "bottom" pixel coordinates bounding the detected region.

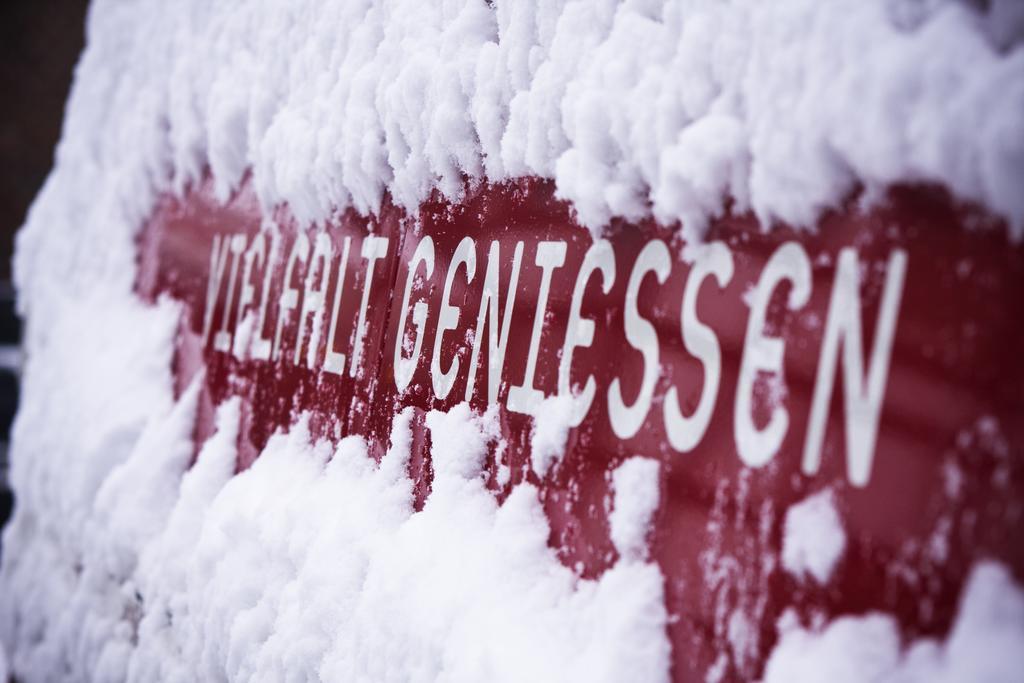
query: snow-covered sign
[
  {"left": 4, "top": 0, "right": 1024, "bottom": 681},
  {"left": 136, "top": 176, "right": 1024, "bottom": 681}
]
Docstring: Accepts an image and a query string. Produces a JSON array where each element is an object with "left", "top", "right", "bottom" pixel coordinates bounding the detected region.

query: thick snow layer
[
  {"left": 760, "top": 561, "right": 1024, "bottom": 683},
  {"left": 781, "top": 489, "right": 846, "bottom": 584},
  {"left": 3, "top": 397, "right": 670, "bottom": 681},
  {"left": 16, "top": 0, "right": 1024, "bottom": 262}
]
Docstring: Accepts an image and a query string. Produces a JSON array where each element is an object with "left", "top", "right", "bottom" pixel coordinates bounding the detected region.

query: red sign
[{"left": 137, "top": 176, "right": 1023, "bottom": 681}]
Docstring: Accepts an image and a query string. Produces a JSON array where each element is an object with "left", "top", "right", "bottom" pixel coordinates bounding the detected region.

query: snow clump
[
  {"left": 781, "top": 488, "right": 847, "bottom": 584},
  {"left": 760, "top": 561, "right": 1024, "bottom": 683},
  {"left": 610, "top": 457, "right": 661, "bottom": 562},
  {"left": 529, "top": 393, "right": 575, "bottom": 477}
]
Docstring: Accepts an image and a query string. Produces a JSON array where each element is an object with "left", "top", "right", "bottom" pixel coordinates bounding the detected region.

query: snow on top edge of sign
[
  {"left": 15, "top": 0, "right": 1024, "bottom": 325},
  {"left": 48, "top": 0, "right": 1024, "bottom": 243}
]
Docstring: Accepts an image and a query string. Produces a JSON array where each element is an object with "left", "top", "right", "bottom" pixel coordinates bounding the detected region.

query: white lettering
[
  {"left": 393, "top": 237, "right": 435, "bottom": 392},
  {"left": 201, "top": 235, "right": 231, "bottom": 348},
  {"left": 322, "top": 236, "right": 352, "bottom": 375},
  {"left": 251, "top": 231, "right": 279, "bottom": 361},
  {"left": 273, "top": 233, "right": 310, "bottom": 361},
  {"left": 214, "top": 235, "right": 247, "bottom": 352},
  {"left": 558, "top": 239, "right": 615, "bottom": 427},
  {"left": 432, "top": 237, "right": 476, "bottom": 399},
  {"left": 465, "top": 241, "right": 524, "bottom": 404},
  {"left": 802, "top": 248, "right": 907, "bottom": 487},
  {"left": 295, "top": 233, "right": 333, "bottom": 367},
  {"left": 608, "top": 239, "right": 671, "bottom": 439},
  {"left": 665, "top": 242, "right": 734, "bottom": 452},
  {"left": 734, "top": 242, "right": 812, "bottom": 468},
  {"left": 507, "top": 241, "right": 567, "bottom": 415},
  {"left": 350, "top": 236, "right": 390, "bottom": 378},
  {"left": 235, "top": 233, "right": 267, "bottom": 359}
]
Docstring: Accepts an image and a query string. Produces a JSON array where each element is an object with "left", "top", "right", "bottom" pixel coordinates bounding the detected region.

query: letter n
[{"left": 802, "top": 248, "right": 907, "bottom": 487}]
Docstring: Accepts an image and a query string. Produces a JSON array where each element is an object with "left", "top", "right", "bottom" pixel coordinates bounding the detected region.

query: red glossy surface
[{"left": 137, "top": 177, "right": 1024, "bottom": 681}]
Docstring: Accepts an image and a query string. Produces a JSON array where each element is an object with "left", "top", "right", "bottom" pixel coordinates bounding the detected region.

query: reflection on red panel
[{"left": 137, "top": 176, "right": 1023, "bottom": 682}]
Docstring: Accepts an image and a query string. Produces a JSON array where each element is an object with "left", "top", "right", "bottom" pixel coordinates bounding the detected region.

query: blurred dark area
[
  {"left": 1, "top": 1, "right": 88, "bottom": 284},
  {"left": 0, "top": 1, "right": 89, "bottom": 533}
]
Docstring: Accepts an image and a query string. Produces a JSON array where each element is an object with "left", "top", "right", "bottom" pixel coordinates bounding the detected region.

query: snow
[
  {"left": 0, "top": 289, "right": 182, "bottom": 680},
  {"left": 609, "top": 457, "right": 661, "bottom": 562},
  {"left": 4, "top": 393, "right": 672, "bottom": 681},
  {"left": 781, "top": 488, "right": 847, "bottom": 584},
  {"left": 760, "top": 561, "right": 1024, "bottom": 683},
  {"left": 1, "top": 0, "right": 1022, "bottom": 680},
  {"left": 529, "top": 393, "right": 574, "bottom": 477}
]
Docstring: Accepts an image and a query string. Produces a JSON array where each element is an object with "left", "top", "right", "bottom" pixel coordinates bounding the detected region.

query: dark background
[
  {"left": 0, "top": 0, "right": 88, "bottom": 282},
  {"left": 0, "top": 0, "right": 87, "bottom": 535}
]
